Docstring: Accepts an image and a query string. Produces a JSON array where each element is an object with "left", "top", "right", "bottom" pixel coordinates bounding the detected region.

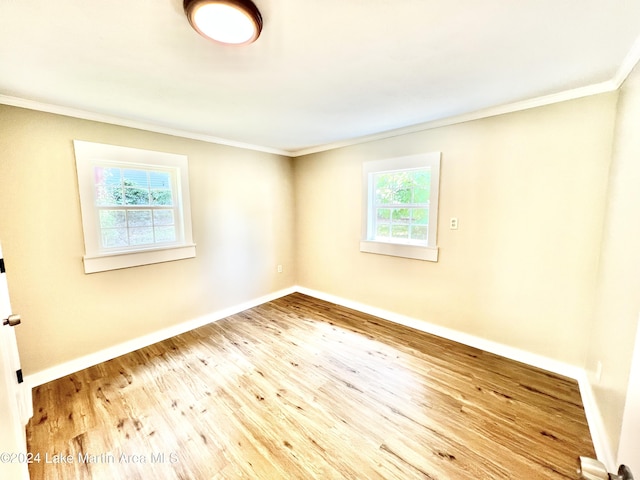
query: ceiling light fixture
[{"left": 184, "top": 0, "right": 263, "bottom": 46}]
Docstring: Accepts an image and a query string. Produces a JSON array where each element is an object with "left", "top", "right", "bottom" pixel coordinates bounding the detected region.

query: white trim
[
  {"left": 361, "top": 153, "right": 441, "bottom": 261},
  {"left": 74, "top": 140, "right": 197, "bottom": 273},
  {"left": 2, "top": 41, "right": 639, "bottom": 161},
  {"left": 296, "top": 286, "right": 581, "bottom": 377},
  {"left": 83, "top": 244, "right": 196, "bottom": 273},
  {"left": 359, "top": 241, "right": 438, "bottom": 262},
  {"left": 0, "top": 94, "right": 289, "bottom": 157},
  {"left": 575, "top": 370, "right": 616, "bottom": 471},
  {"left": 1, "top": 87, "right": 613, "bottom": 158},
  {"left": 294, "top": 286, "right": 613, "bottom": 466},
  {"left": 291, "top": 81, "right": 616, "bottom": 157},
  {"left": 611, "top": 32, "right": 640, "bottom": 89},
  {"left": 24, "top": 286, "right": 296, "bottom": 388},
  {"left": 616, "top": 315, "right": 640, "bottom": 473},
  {"left": 23, "top": 283, "right": 614, "bottom": 467}
]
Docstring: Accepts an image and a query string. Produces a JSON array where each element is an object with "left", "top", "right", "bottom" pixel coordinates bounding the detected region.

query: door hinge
[
  {"left": 0, "top": 258, "right": 5, "bottom": 274},
  {"left": 16, "top": 369, "right": 23, "bottom": 384}
]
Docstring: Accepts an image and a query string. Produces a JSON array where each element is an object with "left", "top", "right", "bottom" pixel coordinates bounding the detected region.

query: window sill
[
  {"left": 83, "top": 243, "right": 196, "bottom": 273},
  {"left": 359, "top": 241, "right": 438, "bottom": 262}
]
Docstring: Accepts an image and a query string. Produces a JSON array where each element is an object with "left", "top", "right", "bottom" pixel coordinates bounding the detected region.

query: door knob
[{"left": 2, "top": 314, "right": 21, "bottom": 327}]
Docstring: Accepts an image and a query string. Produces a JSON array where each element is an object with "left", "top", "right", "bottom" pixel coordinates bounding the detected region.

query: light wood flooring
[{"left": 26, "top": 293, "right": 594, "bottom": 479}]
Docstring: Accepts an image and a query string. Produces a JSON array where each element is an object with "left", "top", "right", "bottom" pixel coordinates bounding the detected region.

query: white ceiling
[{"left": 1, "top": 1, "right": 639, "bottom": 156}]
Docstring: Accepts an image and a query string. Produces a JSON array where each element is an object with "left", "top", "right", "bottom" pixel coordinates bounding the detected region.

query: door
[
  {"left": 0, "top": 242, "right": 31, "bottom": 480},
  {"left": 579, "top": 318, "right": 639, "bottom": 479},
  {"left": 617, "top": 316, "right": 640, "bottom": 474}
]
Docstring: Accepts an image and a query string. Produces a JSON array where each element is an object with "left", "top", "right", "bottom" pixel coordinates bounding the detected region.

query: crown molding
[
  {"left": 611, "top": 32, "right": 640, "bottom": 89},
  {"left": 3, "top": 31, "right": 640, "bottom": 159},
  {"left": 0, "top": 94, "right": 290, "bottom": 157},
  {"left": 291, "top": 33, "right": 640, "bottom": 157},
  {"left": 0, "top": 79, "right": 623, "bottom": 159},
  {"left": 289, "top": 80, "right": 617, "bottom": 157}
]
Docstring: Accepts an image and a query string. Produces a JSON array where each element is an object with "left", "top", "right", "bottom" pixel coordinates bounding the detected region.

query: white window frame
[
  {"left": 74, "top": 140, "right": 196, "bottom": 274},
  {"left": 360, "top": 152, "right": 441, "bottom": 262}
]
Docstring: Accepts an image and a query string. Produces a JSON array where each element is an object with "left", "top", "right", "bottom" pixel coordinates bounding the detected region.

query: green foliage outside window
[
  {"left": 94, "top": 166, "right": 176, "bottom": 248},
  {"left": 372, "top": 168, "right": 431, "bottom": 243}
]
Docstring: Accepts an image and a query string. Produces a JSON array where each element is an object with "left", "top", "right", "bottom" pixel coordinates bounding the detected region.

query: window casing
[
  {"left": 74, "top": 141, "right": 196, "bottom": 273},
  {"left": 361, "top": 152, "right": 441, "bottom": 261}
]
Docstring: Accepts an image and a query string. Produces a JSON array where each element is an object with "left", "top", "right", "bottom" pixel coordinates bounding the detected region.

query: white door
[
  {"left": 617, "top": 316, "right": 640, "bottom": 474},
  {"left": 0, "top": 242, "right": 31, "bottom": 480}
]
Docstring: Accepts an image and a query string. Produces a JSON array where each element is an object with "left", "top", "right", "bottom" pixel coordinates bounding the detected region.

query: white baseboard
[
  {"left": 295, "top": 286, "right": 614, "bottom": 468},
  {"left": 24, "top": 284, "right": 614, "bottom": 469},
  {"left": 24, "top": 286, "right": 296, "bottom": 388},
  {"left": 295, "top": 286, "right": 581, "bottom": 377}
]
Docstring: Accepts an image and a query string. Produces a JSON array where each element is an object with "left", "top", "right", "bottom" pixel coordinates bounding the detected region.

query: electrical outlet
[
  {"left": 277, "top": 265, "right": 283, "bottom": 273},
  {"left": 450, "top": 217, "right": 458, "bottom": 230}
]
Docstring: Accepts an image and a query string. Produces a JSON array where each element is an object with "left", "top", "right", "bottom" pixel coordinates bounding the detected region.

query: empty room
[{"left": 1, "top": 1, "right": 639, "bottom": 479}]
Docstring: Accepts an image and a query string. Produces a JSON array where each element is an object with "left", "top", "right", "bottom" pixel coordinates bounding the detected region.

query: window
[
  {"left": 74, "top": 140, "right": 196, "bottom": 273},
  {"left": 361, "top": 152, "right": 441, "bottom": 261}
]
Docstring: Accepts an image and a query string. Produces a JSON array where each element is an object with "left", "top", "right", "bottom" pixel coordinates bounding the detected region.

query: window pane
[
  {"left": 391, "top": 225, "right": 409, "bottom": 239},
  {"left": 413, "top": 187, "right": 429, "bottom": 203},
  {"left": 376, "top": 208, "right": 390, "bottom": 221},
  {"left": 123, "top": 169, "right": 148, "bottom": 188},
  {"left": 127, "top": 210, "right": 152, "bottom": 227},
  {"left": 392, "top": 208, "right": 410, "bottom": 222},
  {"left": 149, "top": 171, "right": 171, "bottom": 188},
  {"left": 411, "top": 226, "right": 428, "bottom": 241},
  {"left": 151, "top": 189, "right": 173, "bottom": 206},
  {"left": 94, "top": 168, "right": 177, "bottom": 247},
  {"left": 124, "top": 187, "right": 150, "bottom": 205},
  {"left": 94, "top": 167, "right": 122, "bottom": 186},
  {"left": 96, "top": 186, "right": 124, "bottom": 206},
  {"left": 392, "top": 186, "right": 412, "bottom": 204},
  {"left": 154, "top": 226, "right": 176, "bottom": 243},
  {"left": 376, "top": 224, "right": 390, "bottom": 238},
  {"left": 129, "top": 227, "right": 154, "bottom": 245},
  {"left": 101, "top": 228, "right": 128, "bottom": 248},
  {"left": 153, "top": 210, "right": 174, "bottom": 226},
  {"left": 99, "top": 210, "right": 126, "bottom": 228},
  {"left": 369, "top": 167, "right": 433, "bottom": 245},
  {"left": 412, "top": 208, "right": 429, "bottom": 225},
  {"left": 374, "top": 173, "right": 394, "bottom": 204}
]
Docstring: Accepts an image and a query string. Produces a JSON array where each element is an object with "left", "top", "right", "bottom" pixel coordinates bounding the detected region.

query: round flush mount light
[{"left": 184, "top": 0, "right": 263, "bottom": 46}]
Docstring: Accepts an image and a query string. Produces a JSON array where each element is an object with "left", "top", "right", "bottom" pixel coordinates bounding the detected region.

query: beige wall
[
  {"left": 295, "top": 93, "right": 618, "bottom": 366},
  {"left": 0, "top": 105, "right": 296, "bottom": 375},
  {"left": 0, "top": 88, "right": 632, "bottom": 456},
  {"left": 586, "top": 63, "right": 640, "bottom": 458}
]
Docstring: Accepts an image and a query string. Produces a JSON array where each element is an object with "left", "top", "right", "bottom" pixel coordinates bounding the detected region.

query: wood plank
[{"left": 26, "top": 293, "right": 594, "bottom": 479}]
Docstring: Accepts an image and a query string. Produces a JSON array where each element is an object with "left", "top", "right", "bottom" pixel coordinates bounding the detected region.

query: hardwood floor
[{"left": 26, "top": 293, "right": 594, "bottom": 479}]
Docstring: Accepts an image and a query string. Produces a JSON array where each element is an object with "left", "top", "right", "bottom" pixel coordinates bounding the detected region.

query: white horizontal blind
[{"left": 93, "top": 165, "right": 181, "bottom": 250}]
